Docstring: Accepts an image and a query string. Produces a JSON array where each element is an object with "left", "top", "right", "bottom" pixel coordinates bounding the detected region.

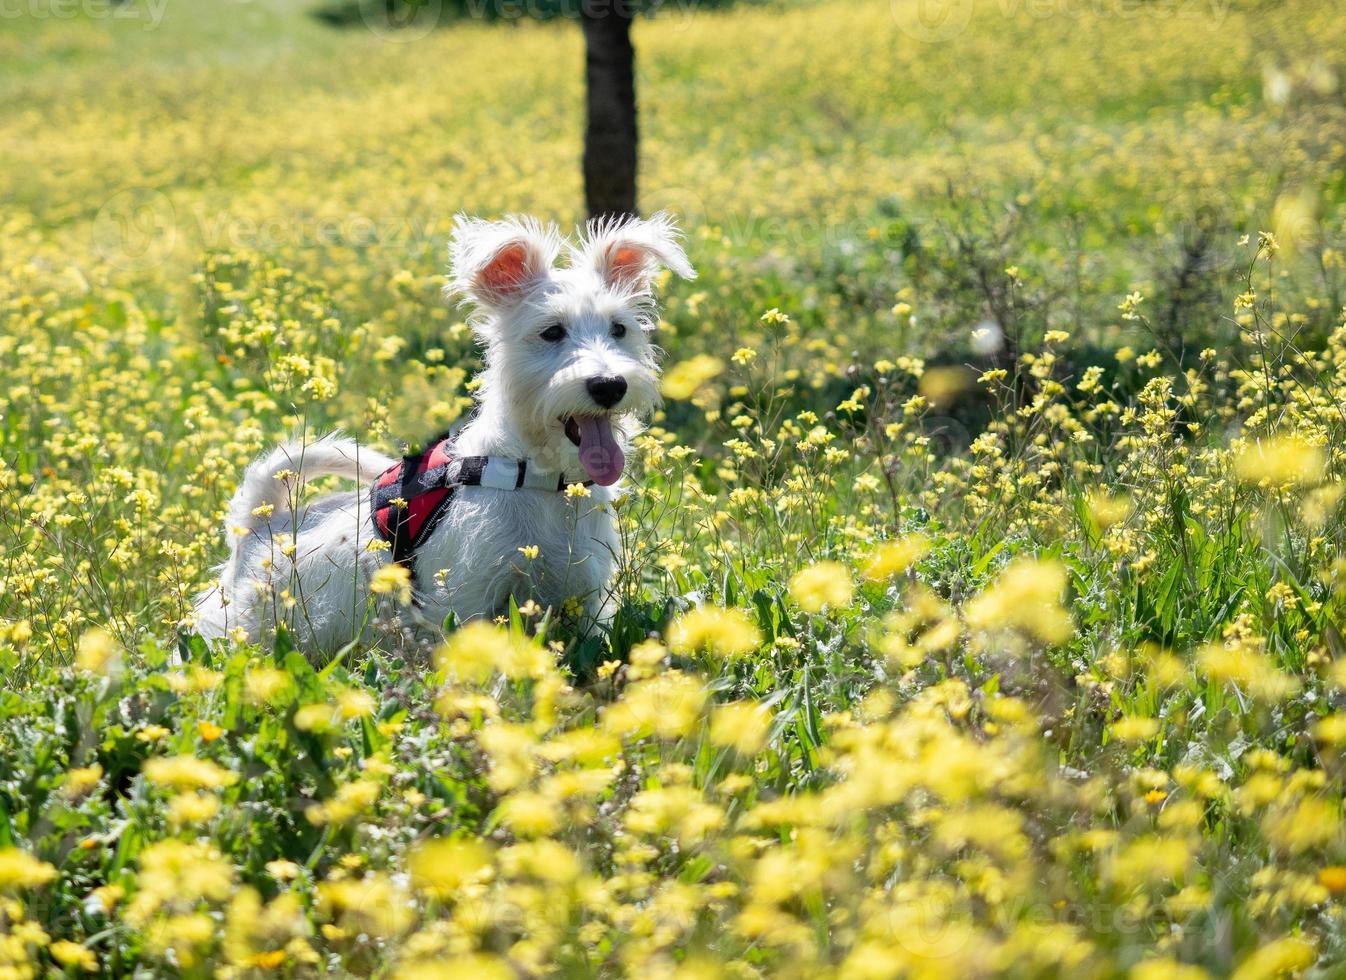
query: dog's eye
[
  {"left": 611, "top": 322, "right": 627, "bottom": 339},
  {"left": 539, "top": 323, "right": 566, "bottom": 342}
]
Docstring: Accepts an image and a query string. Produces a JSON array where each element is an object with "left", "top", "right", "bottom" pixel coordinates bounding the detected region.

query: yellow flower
[
  {"left": 1130, "top": 959, "right": 1211, "bottom": 980},
  {"left": 565, "top": 482, "right": 592, "bottom": 499},
  {"left": 266, "top": 860, "right": 302, "bottom": 881},
  {"left": 129, "top": 840, "right": 234, "bottom": 920},
  {"left": 1111, "top": 716, "right": 1159, "bottom": 742},
  {"left": 1313, "top": 714, "right": 1346, "bottom": 745},
  {"left": 497, "top": 791, "right": 560, "bottom": 837},
  {"left": 710, "top": 702, "right": 772, "bottom": 755},
  {"left": 167, "top": 792, "right": 221, "bottom": 827},
  {"left": 788, "top": 560, "right": 854, "bottom": 613},
  {"left": 1318, "top": 866, "right": 1346, "bottom": 896},
  {"left": 245, "top": 667, "right": 294, "bottom": 706},
  {"left": 336, "top": 688, "right": 376, "bottom": 720},
  {"left": 50, "top": 941, "right": 97, "bottom": 972},
  {"left": 1087, "top": 491, "right": 1133, "bottom": 529},
  {"left": 0, "top": 848, "right": 57, "bottom": 890},
  {"left": 917, "top": 365, "right": 973, "bottom": 408},
  {"left": 62, "top": 763, "right": 104, "bottom": 799},
  {"left": 143, "top": 755, "right": 238, "bottom": 792},
  {"left": 307, "top": 779, "right": 382, "bottom": 826},
  {"left": 1118, "top": 291, "right": 1145, "bottom": 320},
  {"left": 75, "top": 627, "right": 119, "bottom": 674},
  {"left": 661, "top": 353, "right": 724, "bottom": 400},
  {"left": 317, "top": 874, "right": 413, "bottom": 938},
  {"left": 667, "top": 606, "right": 761, "bottom": 658},
  {"left": 964, "top": 558, "right": 1073, "bottom": 644},
  {"left": 1230, "top": 937, "right": 1315, "bottom": 980},
  {"left": 1262, "top": 797, "right": 1338, "bottom": 853},
  {"left": 395, "top": 955, "right": 515, "bottom": 980},
  {"left": 196, "top": 721, "right": 225, "bottom": 742},
  {"left": 860, "top": 534, "right": 930, "bottom": 581},
  {"left": 1234, "top": 434, "right": 1325, "bottom": 488},
  {"left": 294, "top": 703, "right": 336, "bottom": 732},
  {"left": 1105, "top": 835, "right": 1191, "bottom": 885},
  {"left": 408, "top": 838, "right": 493, "bottom": 898},
  {"left": 369, "top": 562, "right": 413, "bottom": 605},
  {"left": 434, "top": 621, "right": 550, "bottom": 683},
  {"left": 1198, "top": 641, "right": 1298, "bottom": 701},
  {"left": 603, "top": 672, "right": 709, "bottom": 740}
]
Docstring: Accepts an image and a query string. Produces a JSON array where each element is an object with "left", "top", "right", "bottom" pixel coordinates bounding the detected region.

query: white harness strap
[{"left": 443, "top": 456, "right": 587, "bottom": 493}]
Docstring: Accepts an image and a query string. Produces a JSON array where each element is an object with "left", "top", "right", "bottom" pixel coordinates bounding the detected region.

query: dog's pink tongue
[{"left": 576, "top": 416, "right": 624, "bottom": 486}]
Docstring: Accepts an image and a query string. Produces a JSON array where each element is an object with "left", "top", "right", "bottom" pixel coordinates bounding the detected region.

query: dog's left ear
[{"left": 577, "top": 211, "right": 697, "bottom": 291}]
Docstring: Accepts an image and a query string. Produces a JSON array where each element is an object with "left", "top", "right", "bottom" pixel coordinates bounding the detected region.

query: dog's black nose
[{"left": 586, "top": 375, "right": 628, "bottom": 409}]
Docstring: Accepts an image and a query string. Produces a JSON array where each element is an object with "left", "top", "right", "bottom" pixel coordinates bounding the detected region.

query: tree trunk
[{"left": 581, "top": 2, "right": 638, "bottom": 221}]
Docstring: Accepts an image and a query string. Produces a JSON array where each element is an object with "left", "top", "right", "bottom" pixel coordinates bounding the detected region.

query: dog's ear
[
  {"left": 577, "top": 211, "right": 696, "bottom": 292},
  {"left": 447, "top": 215, "right": 560, "bottom": 309}
]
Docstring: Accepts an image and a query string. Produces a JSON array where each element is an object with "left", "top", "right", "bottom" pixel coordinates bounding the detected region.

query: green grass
[{"left": 2, "top": 0, "right": 1346, "bottom": 975}]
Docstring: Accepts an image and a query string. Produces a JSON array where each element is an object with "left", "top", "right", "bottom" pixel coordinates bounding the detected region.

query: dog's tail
[{"left": 219, "top": 434, "right": 396, "bottom": 593}]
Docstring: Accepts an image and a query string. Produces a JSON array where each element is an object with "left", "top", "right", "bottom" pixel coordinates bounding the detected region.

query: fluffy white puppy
[{"left": 192, "top": 213, "right": 694, "bottom": 653}]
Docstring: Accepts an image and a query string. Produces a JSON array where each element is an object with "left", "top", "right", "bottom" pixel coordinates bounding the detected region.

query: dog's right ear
[{"left": 446, "top": 215, "right": 560, "bottom": 310}]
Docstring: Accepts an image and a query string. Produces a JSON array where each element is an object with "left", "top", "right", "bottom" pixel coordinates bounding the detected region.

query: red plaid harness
[{"left": 370, "top": 432, "right": 591, "bottom": 578}]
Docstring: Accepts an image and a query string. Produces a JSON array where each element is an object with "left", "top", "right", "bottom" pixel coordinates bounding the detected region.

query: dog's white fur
[{"left": 192, "top": 213, "right": 693, "bottom": 653}]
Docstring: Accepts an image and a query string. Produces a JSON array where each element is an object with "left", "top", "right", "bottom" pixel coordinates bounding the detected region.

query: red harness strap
[{"left": 370, "top": 434, "right": 469, "bottom": 570}]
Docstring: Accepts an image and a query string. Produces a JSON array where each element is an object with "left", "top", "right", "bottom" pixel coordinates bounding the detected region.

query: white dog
[{"left": 193, "top": 213, "right": 694, "bottom": 653}]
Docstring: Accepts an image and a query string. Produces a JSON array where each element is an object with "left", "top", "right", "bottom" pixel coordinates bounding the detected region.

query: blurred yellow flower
[
  {"left": 75, "top": 628, "right": 119, "bottom": 675},
  {"left": 369, "top": 563, "right": 413, "bottom": 605},
  {"left": 667, "top": 606, "right": 761, "bottom": 658},
  {"left": 1230, "top": 937, "right": 1314, "bottom": 980},
  {"left": 604, "top": 672, "right": 708, "bottom": 740},
  {"left": 710, "top": 702, "right": 772, "bottom": 755},
  {"left": 62, "top": 763, "right": 103, "bottom": 800},
  {"left": 1198, "top": 641, "right": 1299, "bottom": 700},
  {"left": 0, "top": 848, "right": 57, "bottom": 890},
  {"left": 789, "top": 560, "right": 854, "bottom": 613},
  {"left": 409, "top": 838, "right": 493, "bottom": 898},
  {"left": 1111, "top": 716, "right": 1159, "bottom": 742},
  {"left": 245, "top": 667, "right": 295, "bottom": 706},
  {"left": 662, "top": 354, "right": 723, "bottom": 400},
  {"left": 861, "top": 534, "right": 930, "bottom": 582},
  {"left": 964, "top": 558, "right": 1073, "bottom": 644},
  {"left": 1087, "top": 491, "right": 1133, "bottom": 529},
  {"left": 1234, "top": 435, "right": 1325, "bottom": 488},
  {"left": 435, "top": 621, "right": 550, "bottom": 682},
  {"left": 50, "top": 940, "right": 97, "bottom": 972},
  {"left": 317, "top": 874, "right": 413, "bottom": 938},
  {"left": 143, "top": 755, "right": 238, "bottom": 792},
  {"left": 167, "top": 792, "right": 221, "bottom": 827}
]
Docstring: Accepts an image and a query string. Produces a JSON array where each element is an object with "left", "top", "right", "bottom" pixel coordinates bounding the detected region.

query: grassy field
[{"left": 3, "top": 0, "right": 1346, "bottom": 974}]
